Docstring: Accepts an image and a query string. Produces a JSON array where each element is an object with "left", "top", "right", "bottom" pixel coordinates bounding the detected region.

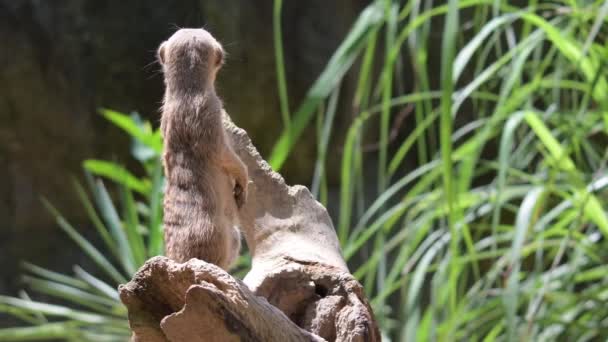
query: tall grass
[{"left": 273, "top": 0, "right": 608, "bottom": 340}]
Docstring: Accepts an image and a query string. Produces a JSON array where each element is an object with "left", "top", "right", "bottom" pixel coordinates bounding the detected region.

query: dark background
[{"left": 0, "top": 0, "right": 369, "bottom": 308}]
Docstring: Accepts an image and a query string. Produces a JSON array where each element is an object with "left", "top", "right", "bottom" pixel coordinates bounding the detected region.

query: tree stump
[{"left": 118, "top": 117, "right": 380, "bottom": 341}]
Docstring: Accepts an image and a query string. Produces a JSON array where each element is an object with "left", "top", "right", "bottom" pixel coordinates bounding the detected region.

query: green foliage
[
  {"left": 273, "top": 0, "right": 608, "bottom": 340},
  {"left": 0, "top": 111, "right": 164, "bottom": 341}
]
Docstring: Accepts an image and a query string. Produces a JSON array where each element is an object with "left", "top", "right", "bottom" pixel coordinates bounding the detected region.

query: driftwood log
[{"left": 118, "top": 116, "right": 380, "bottom": 341}]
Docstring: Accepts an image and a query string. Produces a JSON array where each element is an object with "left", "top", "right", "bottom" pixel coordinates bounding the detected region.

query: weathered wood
[
  {"left": 119, "top": 257, "right": 324, "bottom": 341},
  {"left": 119, "top": 119, "right": 379, "bottom": 341}
]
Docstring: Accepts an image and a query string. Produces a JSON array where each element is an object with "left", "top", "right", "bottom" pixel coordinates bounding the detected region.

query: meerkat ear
[
  {"left": 215, "top": 48, "right": 225, "bottom": 67},
  {"left": 157, "top": 42, "right": 167, "bottom": 65}
]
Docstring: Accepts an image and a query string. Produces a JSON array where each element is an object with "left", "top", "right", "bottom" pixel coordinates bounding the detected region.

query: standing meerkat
[{"left": 157, "top": 28, "right": 248, "bottom": 269}]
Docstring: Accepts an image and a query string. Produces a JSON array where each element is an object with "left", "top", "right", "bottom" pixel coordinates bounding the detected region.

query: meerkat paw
[{"left": 234, "top": 180, "right": 248, "bottom": 209}]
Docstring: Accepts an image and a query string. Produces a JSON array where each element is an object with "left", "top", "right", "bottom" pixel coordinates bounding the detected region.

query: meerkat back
[{"left": 157, "top": 28, "right": 249, "bottom": 270}]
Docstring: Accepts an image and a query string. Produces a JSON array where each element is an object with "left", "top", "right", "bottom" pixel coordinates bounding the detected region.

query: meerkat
[{"left": 157, "top": 28, "right": 248, "bottom": 270}]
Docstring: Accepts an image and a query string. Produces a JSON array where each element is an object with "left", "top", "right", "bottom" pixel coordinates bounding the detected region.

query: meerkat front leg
[{"left": 220, "top": 144, "right": 248, "bottom": 208}]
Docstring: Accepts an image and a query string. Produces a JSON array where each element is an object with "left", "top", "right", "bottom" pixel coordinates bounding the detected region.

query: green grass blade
[
  {"left": 404, "top": 232, "right": 450, "bottom": 340},
  {"left": 99, "top": 108, "right": 162, "bottom": 153},
  {"left": 523, "top": 111, "right": 608, "bottom": 235},
  {"left": 311, "top": 87, "right": 340, "bottom": 197},
  {"left": 70, "top": 177, "right": 121, "bottom": 262},
  {"left": 388, "top": 109, "right": 439, "bottom": 178},
  {"left": 41, "top": 199, "right": 127, "bottom": 284},
  {"left": 518, "top": 12, "right": 608, "bottom": 104},
  {"left": 73, "top": 266, "right": 120, "bottom": 301},
  {"left": 147, "top": 159, "right": 164, "bottom": 257},
  {"left": 453, "top": 13, "right": 518, "bottom": 81},
  {"left": 21, "top": 276, "right": 118, "bottom": 315},
  {"left": 338, "top": 119, "right": 362, "bottom": 244},
  {"left": 272, "top": 0, "right": 290, "bottom": 129},
  {"left": 83, "top": 160, "right": 150, "bottom": 195},
  {"left": 504, "top": 187, "right": 544, "bottom": 340},
  {"left": 0, "top": 323, "right": 80, "bottom": 341},
  {"left": 120, "top": 186, "right": 146, "bottom": 267},
  {"left": 17, "top": 291, "right": 47, "bottom": 324},
  {"left": 86, "top": 175, "right": 137, "bottom": 276},
  {"left": 492, "top": 111, "right": 526, "bottom": 251},
  {"left": 268, "top": 2, "right": 385, "bottom": 170},
  {"left": 441, "top": 0, "right": 459, "bottom": 315},
  {"left": 522, "top": 111, "right": 575, "bottom": 171},
  {"left": 0, "top": 296, "right": 112, "bottom": 324},
  {"left": 20, "top": 262, "right": 88, "bottom": 290}
]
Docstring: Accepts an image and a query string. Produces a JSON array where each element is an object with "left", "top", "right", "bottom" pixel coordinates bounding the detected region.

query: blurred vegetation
[
  {"left": 2, "top": 0, "right": 608, "bottom": 340},
  {"left": 273, "top": 0, "right": 608, "bottom": 339},
  {"left": 0, "top": 110, "right": 164, "bottom": 340}
]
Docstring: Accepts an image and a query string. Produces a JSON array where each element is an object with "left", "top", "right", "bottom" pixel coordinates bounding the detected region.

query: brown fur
[{"left": 158, "top": 29, "right": 248, "bottom": 269}]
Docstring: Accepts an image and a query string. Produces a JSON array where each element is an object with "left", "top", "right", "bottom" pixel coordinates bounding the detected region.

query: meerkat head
[{"left": 157, "top": 28, "right": 225, "bottom": 92}]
